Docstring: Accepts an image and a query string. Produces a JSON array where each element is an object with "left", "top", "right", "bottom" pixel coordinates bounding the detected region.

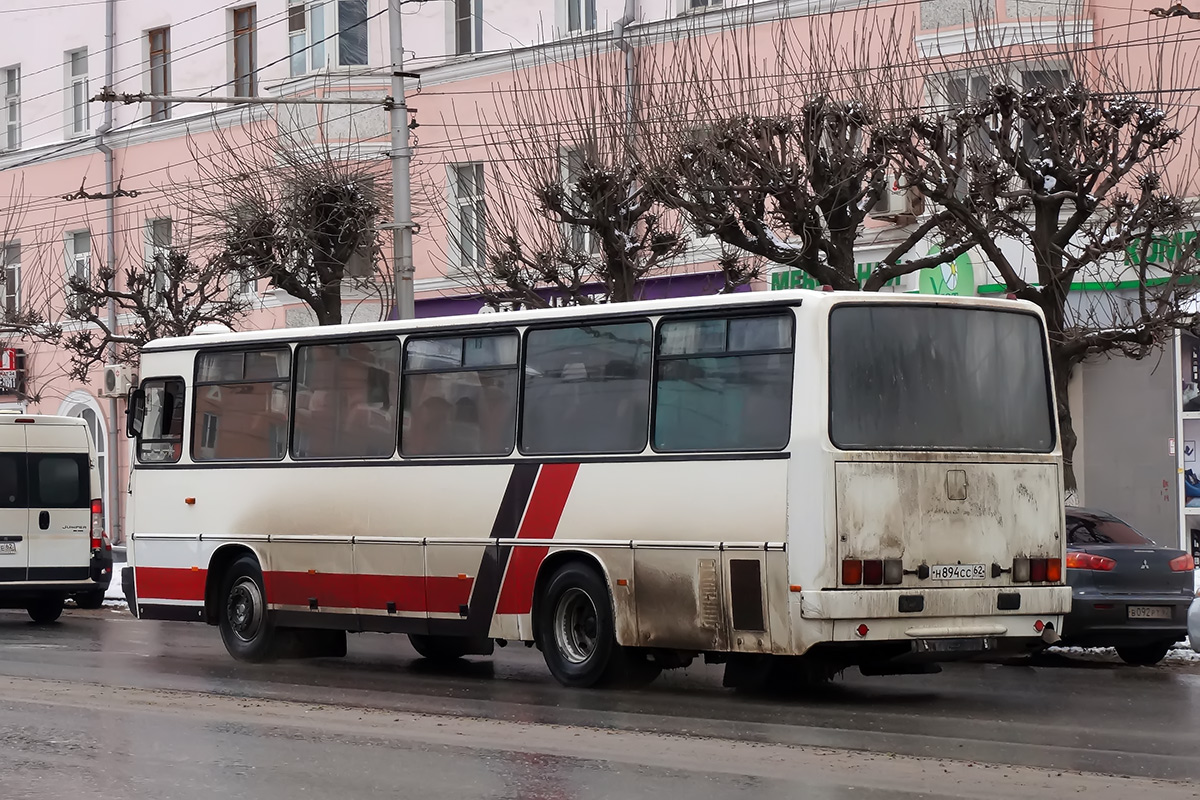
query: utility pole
[{"left": 389, "top": 0, "right": 417, "bottom": 320}]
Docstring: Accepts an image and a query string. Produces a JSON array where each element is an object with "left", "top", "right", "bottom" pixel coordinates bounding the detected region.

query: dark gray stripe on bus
[{"left": 466, "top": 463, "right": 540, "bottom": 638}]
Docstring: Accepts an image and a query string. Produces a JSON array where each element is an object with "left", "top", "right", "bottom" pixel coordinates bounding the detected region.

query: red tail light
[
  {"left": 863, "top": 559, "right": 884, "bottom": 585},
  {"left": 90, "top": 499, "right": 104, "bottom": 551},
  {"left": 1169, "top": 554, "right": 1195, "bottom": 572},
  {"left": 842, "top": 559, "right": 863, "bottom": 585},
  {"left": 1066, "top": 552, "right": 1116, "bottom": 571},
  {"left": 1030, "top": 558, "right": 1047, "bottom": 582}
]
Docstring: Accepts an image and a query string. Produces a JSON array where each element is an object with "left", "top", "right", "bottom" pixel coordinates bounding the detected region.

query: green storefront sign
[{"left": 771, "top": 251, "right": 975, "bottom": 296}]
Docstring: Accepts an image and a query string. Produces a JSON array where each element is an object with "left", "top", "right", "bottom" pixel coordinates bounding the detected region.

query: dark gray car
[{"left": 1062, "top": 507, "right": 1194, "bottom": 665}]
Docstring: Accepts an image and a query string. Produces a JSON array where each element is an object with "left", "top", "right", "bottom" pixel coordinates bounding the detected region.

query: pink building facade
[{"left": 0, "top": 0, "right": 1190, "bottom": 543}]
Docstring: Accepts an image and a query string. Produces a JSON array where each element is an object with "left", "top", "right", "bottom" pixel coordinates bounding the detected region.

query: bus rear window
[{"left": 828, "top": 305, "right": 1054, "bottom": 452}]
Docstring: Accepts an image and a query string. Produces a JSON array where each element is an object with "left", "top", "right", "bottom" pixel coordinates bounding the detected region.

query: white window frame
[
  {"left": 560, "top": 147, "right": 598, "bottom": 255},
  {"left": 447, "top": 162, "right": 486, "bottom": 275},
  {"left": 562, "top": 0, "right": 597, "bottom": 34},
  {"left": 200, "top": 412, "right": 219, "bottom": 455},
  {"left": 291, "top": 1, "right": 369, "bottom": 74},
  {"left": 288, "top": 0, "right": 309, "bottom": 76},
  {"left": 449, "top": 0, "right": 483, "bottom": 55},
  {"left": 229, "top": 267, "right": 258, "bottom": 300},
  {"left": 145, "top": 218, "right": 172, "bottom": 306},
  {"left": 65, "top": 230, "right": 91, "bottom": 313},
  {"left": 0, "top": 242, "right": 19, "bottom": 317},
  {"left": 3, "top": 66, "right": 19, "bottom": 152},
  {"left": 680, "top": 0, "right": 722, "bottom": 13},
  {"left": 66, "top": 48, "right": 88, "bottom": 137}
]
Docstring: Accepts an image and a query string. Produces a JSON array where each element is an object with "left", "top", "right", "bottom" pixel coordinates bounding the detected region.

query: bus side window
[{"left": 137, "top": 378, "right": 186, "bottom": 464}]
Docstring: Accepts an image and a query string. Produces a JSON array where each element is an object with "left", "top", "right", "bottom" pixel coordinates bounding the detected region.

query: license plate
[
  {"left": 1128, "top": 605, "right": 1172, "bottom": 620},
  {"left": 915, "top": 637, "right": 995, "bottom": 654},
  {"left": 930, "top": 563, "right": 986, "bottom": 580},
  {"left": 0, "top": 542, "right": 15, "bottom": 555}
]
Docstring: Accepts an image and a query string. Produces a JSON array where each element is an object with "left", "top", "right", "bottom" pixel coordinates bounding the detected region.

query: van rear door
[
  {"left": 26, "top": 424, "right": 92, "bottom": 582},
  {"left": 0, "top": 422, "right": 28, "bottom": 582}
]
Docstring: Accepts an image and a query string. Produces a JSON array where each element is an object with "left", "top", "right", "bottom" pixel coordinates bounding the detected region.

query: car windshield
[{"left": 1066, "top": 513, "right": 1153, "bottom": 545}]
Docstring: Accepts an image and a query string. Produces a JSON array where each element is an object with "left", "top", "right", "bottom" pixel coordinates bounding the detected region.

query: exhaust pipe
[{"left": 1041, "top": 624, "right": 1062, "bottom": 646}]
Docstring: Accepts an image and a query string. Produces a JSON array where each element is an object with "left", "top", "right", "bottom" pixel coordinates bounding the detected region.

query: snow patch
[{"left": 1047, "top": 640, "right": 1200, "bottom": 664}]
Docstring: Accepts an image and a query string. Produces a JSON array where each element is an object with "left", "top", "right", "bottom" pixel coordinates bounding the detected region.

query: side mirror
[{"left": 126, "top": 388, "right": 145, "bottom": 439}]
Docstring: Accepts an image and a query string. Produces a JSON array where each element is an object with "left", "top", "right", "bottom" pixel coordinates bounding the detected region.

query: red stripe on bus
[
  {"left": 495, "top": 462, "right": 580, "bottom": 615},
  {"left": 135, "top": 566, "right": 208, "bottom": 602},
  {"left": 264, "top": 572, "right": 473, "bottom": 614}
]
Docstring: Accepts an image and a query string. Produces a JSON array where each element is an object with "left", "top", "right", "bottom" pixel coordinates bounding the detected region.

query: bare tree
[
  {"left": 641, "top": 14, "right": 969, "bottom": 290},
  {"left": 898, "top": 25, "right": 1200, "bottom": 488},
  {"left": 184, "top": 109, "right": 392, "bottom": 326},
  {"left": 62, "top": 238, "right": 252, "bottom": 382},
  {"left": 440, "top": 35, "right": 758, "bottom": 309}
]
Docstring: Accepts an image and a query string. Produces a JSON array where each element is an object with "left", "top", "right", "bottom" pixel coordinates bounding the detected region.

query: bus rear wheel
[
  {"left": 536, "top": 562, "right": 659, "bottom": 688},
  {"left": 218, "top": 556, "right": 282, "bottom": 663}
]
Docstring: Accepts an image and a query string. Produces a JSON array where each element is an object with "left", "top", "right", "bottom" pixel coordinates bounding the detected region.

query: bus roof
[{"left": 141, "top": 288, "right": 1039, "bottom": 352}]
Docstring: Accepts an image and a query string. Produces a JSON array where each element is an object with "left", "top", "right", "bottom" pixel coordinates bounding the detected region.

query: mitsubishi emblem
[{"left": 1140, "top": 560, "right": 1150, "bottom": 570}]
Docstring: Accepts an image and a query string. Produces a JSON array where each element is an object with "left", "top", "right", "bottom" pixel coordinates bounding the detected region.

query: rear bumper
[
  {"left": 1062, "top": 592, "right": 1191, "bottom": 646},
  {"left": 795, "top": 586, "right": 1070, "bottom": 650}
]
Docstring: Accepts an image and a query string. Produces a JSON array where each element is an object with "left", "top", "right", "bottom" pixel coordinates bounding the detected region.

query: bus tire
[
  {"left": 537, "top": 562, "right": 655, "bottom": 688},
  {"left": 218, "top": 556, "right": 282, "bottom": 663},
  {"left": 73, "top": 589, "right": 106, "bottom": 610},
  {"left": 408, "top": 634, "right": 474, "bottom": 662}
]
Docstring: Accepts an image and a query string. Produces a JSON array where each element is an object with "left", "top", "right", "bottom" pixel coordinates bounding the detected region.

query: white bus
[{"left": 123, "top": 289, "right": 1070, "bottom": 688}]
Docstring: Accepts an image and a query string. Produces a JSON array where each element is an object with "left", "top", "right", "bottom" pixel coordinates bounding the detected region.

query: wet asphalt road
[{"left": 1, "top": 609, "right": 1199, "bottom": 799}]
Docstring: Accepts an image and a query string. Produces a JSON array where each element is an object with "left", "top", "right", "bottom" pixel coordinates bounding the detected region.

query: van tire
[
  {"left": 74, "top": 590, "right": 106, "bottom": 610},
  {"left": 27, "top": 597, "right": 64, "bottom": 624},
  {"left": 536, "top": 562, "right": 656, "bottom": 688},
  {"left": 218, "top": 556, "right": 282, "bottom": 663}
]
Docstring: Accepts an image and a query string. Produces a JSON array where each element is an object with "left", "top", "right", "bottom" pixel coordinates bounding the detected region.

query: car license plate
[
  {"left": 930, "top": 563, "right": 986, "bottom": 580},
  {"left": 0, "top": 542, "right": 15, "bottom": 555},
  {"left": 1128, "top": 605, "right": 1172, "bottom": 620},
  {"left": 915, "top": 637, "right": 995, "bottom": 654}
]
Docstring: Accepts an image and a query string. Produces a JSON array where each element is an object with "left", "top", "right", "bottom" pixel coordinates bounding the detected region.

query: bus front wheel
[
  {"left": 218, "top": 556, "right": 282, "bottom": 663},
  {"left": 536, "top": 562, "right": 658, "bottom": 688}
]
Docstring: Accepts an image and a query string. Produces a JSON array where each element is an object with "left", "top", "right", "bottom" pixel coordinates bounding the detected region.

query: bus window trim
[{"left": 191, "top": 345, "right": 294, "bottom": 463}]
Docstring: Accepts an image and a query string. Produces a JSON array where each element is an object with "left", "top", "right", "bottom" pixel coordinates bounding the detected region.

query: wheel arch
[
  {"left": 530, "top": 548, "right": 635, "bottom": 646},
  {"left": 205, "top": 544, "right": 263, "bottom": 625}
]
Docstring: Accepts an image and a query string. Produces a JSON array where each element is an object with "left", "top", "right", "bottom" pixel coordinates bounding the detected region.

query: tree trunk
[{"left": 1051, "top": 349, "right": 1079, "bottom": 494}]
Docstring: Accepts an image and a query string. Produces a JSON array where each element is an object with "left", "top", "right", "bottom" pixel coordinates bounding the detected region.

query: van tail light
[
  {"left": 1029, "top": 558, "right": 1047, "bottom": 583},
  {"left": 90, "top": 499, "right": 105, "bottom": 552},
  {"left": 1066, "top": 552, "right": 1116, "bottom": 571},
  {"left": 1013, "top": 557, "right": 1065, "bottom": 581},
  {"left": 842, "top": 559, "right": 863, "bottom": 585},
  {"left": 843, "top": 558, "right": 904, "bottom": 586},
  {"left": 863, "top": 559, "right": 884, "bottom": 585},
  {"left": 1045, "top": 558, "right": 1062, "bottom": 582},
  {"left": 1169, "top": 554, "right": 1195, "bottom": 572}
]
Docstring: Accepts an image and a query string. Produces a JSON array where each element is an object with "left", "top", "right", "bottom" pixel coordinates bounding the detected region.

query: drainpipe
[
  {"left": 613, "top": 0, "right": 637, "bottom": 145},
  {"left": 95, "top": 0, "right": 121, "bottom": 544}
]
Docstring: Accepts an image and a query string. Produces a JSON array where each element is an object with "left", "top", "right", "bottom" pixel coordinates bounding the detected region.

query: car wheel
[
  {"left": 1116, "top": 641, "right": 1174, "bottom": 666},
  {"left": 73, "top": 589, "right": 106, "bottom": 610},
  {"left": 536, "top": 561, "right": 658, "bottom": 688},
  {"left": 218, "top": 556, "right": 283, "bottom": 663},
  {"left": 27, "top": 597, "right": 64, "bottom": 624}
]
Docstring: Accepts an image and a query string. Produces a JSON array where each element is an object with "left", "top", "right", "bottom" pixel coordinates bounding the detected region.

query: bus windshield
[{"left": 828, "top": 304, "right": 1055, "bottom": 452}]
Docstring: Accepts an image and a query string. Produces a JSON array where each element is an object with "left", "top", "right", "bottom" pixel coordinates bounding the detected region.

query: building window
[
  {"left": 3, "top": 67, "right": 18, "bottom": 151},
  {"left": 521, "top": 322, "right": 653, "bottom": 455},
  {"left": 148, "top": 27, "right": 170, "bottom": 121},
  {"left": 200, "top": 412, "right": 219, "bottom": 451},
  {"left": 233, "top": 6, "right": 257, "bottom": 97},
  {"left": 67, "top": 48, "right": 88, "bottom": 136},
  {"left": 562, "top": 148, "right": 598, "bottom": 254},
  {"left": 449, "top": 163, "right": 486, "bottom": 274},
  {"left": 146, "top": 218, "right": 171, "bottom": 305},
  {"left": 338, "top": 0, "right": 368, "bottom": 66},
  {"left": 0, "top": 243, "right": 19, "bottom": 317},
  {"left": 566, "top": 0, "right": 596, "bottom": 32},
  {"left": 454, "top": 0, "right": 481, "bottom": 55},
  {"left": 685, "top": 0, "right": 722, "bottom": 10},
  {"left": 66, "top": 231, "right": 90, "bottom": 312},
  {"left": 288, "top": 1, "right": 308, "bottom": 76}
]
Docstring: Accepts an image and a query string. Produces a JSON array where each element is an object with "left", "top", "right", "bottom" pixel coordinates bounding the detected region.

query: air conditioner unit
[
  {"left": 869, "top": 175, "right": 925, "bottom": 224},
  {"left": 101, "top": 364, "right": 137, "bottom": 399}
]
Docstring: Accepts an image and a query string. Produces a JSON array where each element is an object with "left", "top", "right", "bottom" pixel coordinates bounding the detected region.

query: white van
[{"left": 0, "top": 413, "right": 112, "bottom": 622}]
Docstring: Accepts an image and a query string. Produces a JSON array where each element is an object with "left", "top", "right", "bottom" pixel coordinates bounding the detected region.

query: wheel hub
[
  {"left": 226, "top": 577, "right": 264, "bottom": 642},
  {"left": 553, "top": 587, "right": 599, "bottom": 665}
]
